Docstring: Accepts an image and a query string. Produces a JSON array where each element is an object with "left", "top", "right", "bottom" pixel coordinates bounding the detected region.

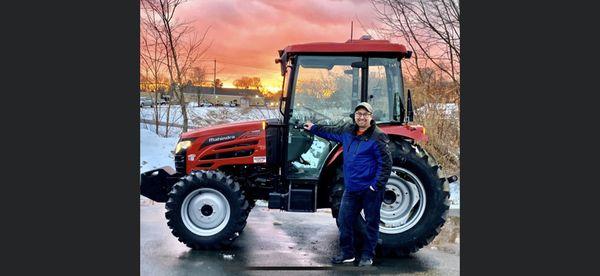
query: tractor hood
[
  {"left": 180, "top": 120, "right": 265, "bottom": 140},
  {"left": 176, "top": 120, "right": 268, "bottom": 173}
]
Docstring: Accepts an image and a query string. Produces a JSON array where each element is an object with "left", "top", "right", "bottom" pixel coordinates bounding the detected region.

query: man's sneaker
[
  {"left": 331, "top": 254, "right": 355, "bottom": 264},
  {"left": 358, "top": 257, "right": 373, "bottom": 267}
]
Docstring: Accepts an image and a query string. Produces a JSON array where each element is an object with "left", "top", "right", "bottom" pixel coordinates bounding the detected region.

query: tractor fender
[
  {"left": 324, "top": 124, "right": 428, "bottom": 168},
  {"left": 326, "top": 146, "right": 343, "bottom": 168},
  {"left": 140, "top": 166, "right": 183, "bottom": 202},
  {"left": 378, "top": 124, "right": 428, "bottom": 142}
]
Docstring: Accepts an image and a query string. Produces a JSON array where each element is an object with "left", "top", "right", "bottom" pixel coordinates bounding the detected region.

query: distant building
[
  {"left": 140, "top": 86, "right": 266, "bottom": 107},
  {"left": 140, "top": 86, "right": 265, "bottom": 107},
  {"left": 183, "top": 86, "right": 264, "bottom": 107}
]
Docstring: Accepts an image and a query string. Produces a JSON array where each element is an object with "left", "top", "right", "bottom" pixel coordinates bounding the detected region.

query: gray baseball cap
[{"left": 355, "top": 102, "right": 374, "bottom": 113}]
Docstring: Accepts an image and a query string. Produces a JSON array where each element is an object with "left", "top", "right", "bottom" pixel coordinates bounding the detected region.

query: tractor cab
[{"left": 266, "top": 36, "right": 413, "bottom": 212}]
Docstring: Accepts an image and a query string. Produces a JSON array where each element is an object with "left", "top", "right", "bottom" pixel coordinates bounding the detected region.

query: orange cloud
[{"left": 175, "top": 0, "right": 380, "bottom": 91}]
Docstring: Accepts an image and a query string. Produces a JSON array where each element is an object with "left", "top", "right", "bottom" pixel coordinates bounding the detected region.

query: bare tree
[
  {"left": 250, "top": 77, "right": 262, "bottom": 90},
  {"left": 187, "top": 65, "right": 208, "bottom": 106},
  {"left": 370, "top": 0, "right": 460, "bottom": 175},
  {"left": 141, "top": 0, "right": 211, "bottom": 132},
  {"left": 233, "top": 76, "right": 253, "bottom": 89},
  {"left": 214, "top": 79, "right": 223, "bottom": 88},
  {"left": 188, "top": 66, "right": 208, "bottom": 85},
  {"left": 141, "top": 24, "right": 170, "bottom": 135},
  {"left": 372, "top": 0, "right": 460, "bottom": 101}
]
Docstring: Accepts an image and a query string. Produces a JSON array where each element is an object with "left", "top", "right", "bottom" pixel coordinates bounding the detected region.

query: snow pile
[
  {"left": 140, "top": 106, "right": 280, "bottom": 128},
  {"left": 449, "top": 181, "right": 460, "bottom": 209},
  {"left": 416, "top": 103, "right": 459, "bottom": 118},
  {"left": 139, "top": 128, "right": 179, "bottom": 173},
  {"left": 140, "top": 128, "right": 180, "bottom": 204}
]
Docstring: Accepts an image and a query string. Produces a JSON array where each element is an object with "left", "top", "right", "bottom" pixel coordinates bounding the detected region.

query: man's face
[{"left": 354, "top": 108, "right": 372, "bottom": 129}]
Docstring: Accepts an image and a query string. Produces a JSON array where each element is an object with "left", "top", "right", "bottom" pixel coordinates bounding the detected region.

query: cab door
[{"left": 284, "top": 55, "right": 363, "bottom": 180}]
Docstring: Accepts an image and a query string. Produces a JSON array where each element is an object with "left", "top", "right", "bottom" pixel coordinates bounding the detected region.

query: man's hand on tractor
[{"left": 303, "top": 121, "right": 314, "bottom": 131}]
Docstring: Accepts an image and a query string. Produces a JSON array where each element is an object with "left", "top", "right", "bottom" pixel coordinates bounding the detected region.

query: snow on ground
[
  {"left": 416, "top": 103, "right": 459, "bottom": 117},
  {"left": 140, "top": 120, "right": 182, "bottom": 138},
  {"left": 140, "top": 127, "right": 180, "bottom": 205},
  {"left": 140, "top": 127, "right": 179, "bottom": 173},
  {"left": 140, "top": 105, "right": 280, "bottom": 128},
  {"left": 449, "top": 182, "right": 460, "bottom": 209}
]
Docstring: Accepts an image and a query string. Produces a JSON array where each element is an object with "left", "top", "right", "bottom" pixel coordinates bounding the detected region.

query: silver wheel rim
[
  {"left": 181, "top": 188, "right": 231, "bottom": 236},
  {"left": 362, "top": 166, "right": 427, "bottom": 234}
]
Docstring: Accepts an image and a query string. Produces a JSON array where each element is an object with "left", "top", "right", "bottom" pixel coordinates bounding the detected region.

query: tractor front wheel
[{"left": 165, "top": 170, "right": 250, "bottom": 249}]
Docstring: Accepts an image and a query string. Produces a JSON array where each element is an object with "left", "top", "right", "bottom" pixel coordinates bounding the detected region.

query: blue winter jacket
[{"left": 309, "top": 122, "right": 393, "bottom": 192}]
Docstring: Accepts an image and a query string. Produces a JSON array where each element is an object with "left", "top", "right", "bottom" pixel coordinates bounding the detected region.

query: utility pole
[{"left": 213, "top": 59, "right": 216, "bottom": 96}]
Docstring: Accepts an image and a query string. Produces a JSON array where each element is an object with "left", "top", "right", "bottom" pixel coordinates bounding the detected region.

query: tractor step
[{"left": 268, "top": 180, "right": 318, "bottom": 212}]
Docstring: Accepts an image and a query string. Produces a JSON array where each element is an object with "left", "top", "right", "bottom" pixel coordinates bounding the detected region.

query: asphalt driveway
[{"left": 140, "top": 201, "right": 460, "bottom": 275}]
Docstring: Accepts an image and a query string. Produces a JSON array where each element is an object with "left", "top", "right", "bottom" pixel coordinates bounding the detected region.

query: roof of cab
[{"left": 281, "top": 39, "right": 408, "bottom": 57}]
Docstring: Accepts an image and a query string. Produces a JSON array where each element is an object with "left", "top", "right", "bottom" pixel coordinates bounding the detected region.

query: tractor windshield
[
  {"left": 289, "top": 56, "right": 362, "bottom": 127},
  {"left": 288, "top": 55, "right": 403, "bottom": 126}
]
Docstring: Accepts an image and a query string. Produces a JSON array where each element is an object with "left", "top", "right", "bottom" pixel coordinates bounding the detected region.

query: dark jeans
[{"left": 338, "top": 188, "right": 384, "bottom": 259}]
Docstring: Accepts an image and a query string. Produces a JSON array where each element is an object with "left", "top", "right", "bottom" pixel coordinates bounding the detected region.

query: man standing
[{"left": 304, "top": 102, "right": 393, "bottom": 267}]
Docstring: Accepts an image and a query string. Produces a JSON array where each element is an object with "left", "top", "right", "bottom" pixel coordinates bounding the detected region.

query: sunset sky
[{"left": 177, "top": 0, "right": 382, "bottom": 93}]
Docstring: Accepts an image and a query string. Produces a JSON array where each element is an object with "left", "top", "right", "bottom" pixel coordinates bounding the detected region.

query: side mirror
[
  {"left": 277, "top": 51, "right": 287, "bottom": 76},
  {"left": 406, "top": 90, "right": 414, "bottom": 122}
]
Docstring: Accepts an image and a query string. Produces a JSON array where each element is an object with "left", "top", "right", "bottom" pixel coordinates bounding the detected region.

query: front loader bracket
[{"left": 140, "top": 166, "right": 183, "bottom": 203}]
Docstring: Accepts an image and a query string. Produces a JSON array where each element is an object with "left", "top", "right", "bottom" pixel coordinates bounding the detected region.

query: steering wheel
[{"left": 302, "top": 105, "right": 333, "bottom": 121}]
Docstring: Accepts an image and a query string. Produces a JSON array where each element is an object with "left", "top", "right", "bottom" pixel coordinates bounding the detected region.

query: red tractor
[{"left": 140, "top": 36, "right": 457, "bottom": 256}]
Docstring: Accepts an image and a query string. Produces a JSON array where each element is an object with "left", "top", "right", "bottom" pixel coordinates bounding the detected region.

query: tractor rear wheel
[
  {"left": 330, "top": 139, "right": 450, "bottom": 256},
  {"left": 165, "top": 170, "right": 250, "bottom": 250}
]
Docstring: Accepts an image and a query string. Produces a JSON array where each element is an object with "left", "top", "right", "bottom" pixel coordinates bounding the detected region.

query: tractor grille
[
  {"left": 215, "top": 140, "right": 259, "bottom": 149},
  {"left": 174, "top": 149, "right": 186, "bottom": 174},
  {"left": 200, "top": 150, "right": 254, "bottom": 160}
]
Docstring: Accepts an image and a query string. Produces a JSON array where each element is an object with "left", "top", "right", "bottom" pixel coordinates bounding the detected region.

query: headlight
[{"left": 174, "top": 140, "right": 192, "bottom": 154}]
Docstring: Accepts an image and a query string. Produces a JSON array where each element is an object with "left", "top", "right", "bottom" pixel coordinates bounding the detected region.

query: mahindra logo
[{"left": 207, "top": 135, "right": 236, "bottom": 143}]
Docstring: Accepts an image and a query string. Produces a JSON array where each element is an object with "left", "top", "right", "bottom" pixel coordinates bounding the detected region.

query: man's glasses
[{"left": 354, "top": 112, "right": 372, "bottom": 118}]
